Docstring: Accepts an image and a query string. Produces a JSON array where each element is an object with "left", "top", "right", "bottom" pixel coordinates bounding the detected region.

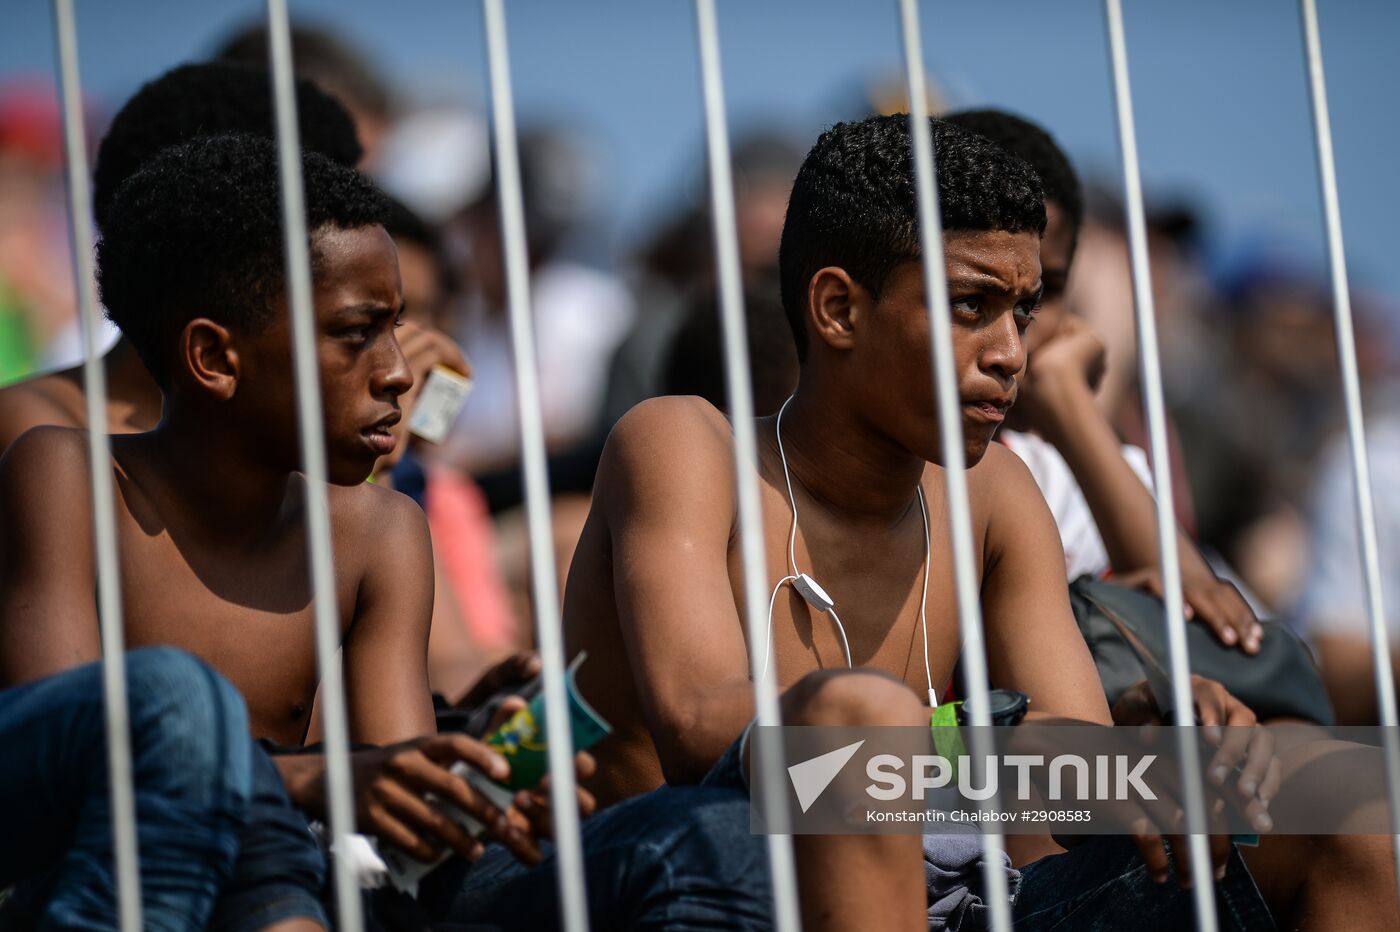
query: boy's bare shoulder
[
  {"left": 968, "top": 440, "right": 1043, "bottom": 498},
  {"left": 598, "top": 396, "right": 738, "bottom": 506},
  {"left": 0, "top": 423, "right": 90, "bottom": 484},
  {"left": 0, "top": 373, "right": 85, "bottom": 452},
  {"left": 328, "top": 478, "right": 429, "bottom": 546},
  {"left": 965, "top": 440, "right": 1062, "bottom": 549},
  {"left": 608, "top": 395, "right": 734, "bottom": 452}
]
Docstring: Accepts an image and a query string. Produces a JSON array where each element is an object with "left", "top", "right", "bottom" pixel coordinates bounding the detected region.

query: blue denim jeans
[
  {"left": 1014, "top": 836, "right": 1273, "bottom": 931},
  {"left": 438, "top": 784, "right": 773, "bottom": 930},
  {"left": 0, "top": 648, "right": 251, "bottom": 931},
  {"left": 208, "top": 743, "right": 328, "bottom": 932}
]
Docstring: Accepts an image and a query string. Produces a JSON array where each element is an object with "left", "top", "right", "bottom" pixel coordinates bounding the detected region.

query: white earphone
[{"left": 762, "top": 396, "right": 939, "bottom": 707}]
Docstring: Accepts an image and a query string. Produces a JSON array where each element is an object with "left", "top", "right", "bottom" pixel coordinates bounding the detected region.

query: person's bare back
[{"left": 0, "top": 340, "right": 163, "bottom": 454}]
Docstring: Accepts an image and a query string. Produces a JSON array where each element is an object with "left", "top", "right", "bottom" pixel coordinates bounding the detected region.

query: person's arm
[
  {"left": 587, "top": 397, "right": 761, "bottom": 784},
  {"left": 280, "top": 487, "right": 584, "bottom": 866},
  {"left": 341, "top": 485, "right": 438, "bottom": 744},
  {"left": 976, "top": 444, "right": 1113, "bottom": 724},
  {"left": 0, "top": 427, "right": 102, "bottom": 686},
  {"left": 1016, "top": 317, "right": 1261, "bottom": 652}
]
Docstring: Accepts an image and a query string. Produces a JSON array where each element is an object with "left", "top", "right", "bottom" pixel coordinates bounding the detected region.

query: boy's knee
[
  {"left": 782, "top": 669, "right": 926, "bottom": 728},
  {"left": 126, "top": 647, "right": 250, "bottom": 795},
  {"left": 128, "top": 647, "right": 247, "bottom": 736}
]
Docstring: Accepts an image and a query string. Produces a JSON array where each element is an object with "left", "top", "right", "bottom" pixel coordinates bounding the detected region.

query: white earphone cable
[
  {"left": 767, "top": 395, "right": 935, "bottom": 706},
  {"left": 917, "top": 486, "right": 936, "bottom": 708},
  {"left": 775, "top": 396, "right": 800, "bottom": 577}
]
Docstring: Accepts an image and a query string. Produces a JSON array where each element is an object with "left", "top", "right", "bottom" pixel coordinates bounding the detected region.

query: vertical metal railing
[
  {"left": 895, "top": 2, "right": 1012, "bottom": 931},
  {"left": 264, "top": 2, "right": 363, "bottom": 928},
  {"left": 479, "top": 1, "right": 591, "bottom": 928},
  {"left": 689, "top": 2, "right": 803, "bottom": 930},
  {"left": 1297, "top": 0, "right": 1400, "bottom": 899},
  {"left": 1102, "top": 0, "right": 1216, "bottom": 926},
  {"left": 50, "top": 2, "right": 142, "bottom": 929}
]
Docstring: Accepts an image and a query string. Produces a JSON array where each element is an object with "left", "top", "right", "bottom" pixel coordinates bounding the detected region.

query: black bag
[{"left": 1068, "top": 575, "right": 1335, "bottom": 726}]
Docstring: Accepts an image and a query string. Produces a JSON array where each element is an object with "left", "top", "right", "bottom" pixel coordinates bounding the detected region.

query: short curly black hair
[
  {"left": 778, "top": 115, "right": 1045, "bottom": 359},
  {"left": 943, "top": 109, "right": 1083, "bottom": 242},
  {"left": 92, "top": 61, "right": 362, "bottom": 230},
  {"left": 97, "top": 133, "right": 390, "bottom": 390}
]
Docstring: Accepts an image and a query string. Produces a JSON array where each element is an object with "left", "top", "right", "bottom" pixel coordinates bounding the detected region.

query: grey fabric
[{"left": 923, "top": 827, "right": 1021, "bottom": 931}]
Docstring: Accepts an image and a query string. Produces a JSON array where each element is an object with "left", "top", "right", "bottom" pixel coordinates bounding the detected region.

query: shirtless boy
[
  {"left": 0, "top": 132, "right": 469, "bottom": 930},
  {"left": 565, "top": 116, "right": 1392, "bottom": 929},
  {"left": 0, "top": 132, "right": 773, "bottom": 931}
]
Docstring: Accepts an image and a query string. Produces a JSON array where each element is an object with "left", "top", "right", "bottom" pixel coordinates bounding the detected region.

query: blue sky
[{"left": 5, "top": 0, "right": 1398, "bottom": 302}]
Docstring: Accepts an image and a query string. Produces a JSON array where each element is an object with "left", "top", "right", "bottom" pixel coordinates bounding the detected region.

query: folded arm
[{"left": 596, "top": 398, "right": 761, "bottom": 784}]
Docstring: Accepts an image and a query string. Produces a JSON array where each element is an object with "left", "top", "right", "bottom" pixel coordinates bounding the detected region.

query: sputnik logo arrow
[{"left": 787, "top": 739, "right": 865, "bottom": 813}]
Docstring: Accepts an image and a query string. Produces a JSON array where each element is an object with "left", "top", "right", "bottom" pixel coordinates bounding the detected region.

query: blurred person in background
[
  {"left": 1295, "top": 401, "right": 1400, "bottom": 725},
  {"left": 1172, "top": 252, "right": 1361, "bottom": 613},
  {"left": 378, "top": 118, "right": 630, "bottom": 634},
  {"left": 604, "top": 131, "right": 802, "bottom": 422},
  {"left": 438, "top": 127, "right": 634, "bottom": 478},
  {"left": 1291, "top": 302, "right": 1400, "bottom": 724},
  {"left": 215, "top": 20, "right": 396, "bottom": 168},
  {"left": 660, "top": 283, "right": 798, "bottom": 418},
  {"left": 0, "top": 85, "right": 81, "bottom": 383}
]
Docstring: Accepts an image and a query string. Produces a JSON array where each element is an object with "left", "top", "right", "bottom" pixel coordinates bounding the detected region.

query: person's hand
[
  {"left": 347, "top": 734, "right": 542, "bottom": 866},
  {"left": 1112, "top": 676, "right": 1279, "bottom": 885},
  {"left": 508, "top": 752, "right": 598, "bottom": 842},
  {"left": 375, "top": 321, "right": 472, "bottom": 474},
  {"left": 455, "top": 650, "right": 542, "bottom": 711},
  {"left": 1013, "top": 315, "right": 1107, "bottom": 434},
  {"left": 1116, "top": 567, "right": 1264, "bottom": 654}
]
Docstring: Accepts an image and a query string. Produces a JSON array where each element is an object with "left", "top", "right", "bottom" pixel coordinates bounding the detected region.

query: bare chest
[
  {"left": 114, "top": 514, "right": 355, "bottom": 744},
  {"left": 728, "top": 484, "right": 973, "bottom": 699}
]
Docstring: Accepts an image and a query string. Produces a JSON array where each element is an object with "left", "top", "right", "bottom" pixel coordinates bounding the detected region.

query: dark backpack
[{"left": 1068, "top": 575, "right": 1334, "bottom": 725}]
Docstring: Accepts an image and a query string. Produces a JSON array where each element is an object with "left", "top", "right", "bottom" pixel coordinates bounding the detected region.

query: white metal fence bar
[
  {"left": 50, "top": 2, "right": 141, "bottom": 929},
  {"left": 895, "top": 2, "right": 1012, "bottom": 931},
  {"left": 1102, "top": 0, "right": 1217, "bottom": 926},
  {"left": 264, "top": 2, "right": 363, "bottom": 928},
  {"left": 690, "top": 2, "right": 802, "bottom": 930},
  {"left": 1297, "top": 0, "right": 1400, "bottom": 895},
  {"left": 479, "top": 1, "right": 591, "bottom": 929}
]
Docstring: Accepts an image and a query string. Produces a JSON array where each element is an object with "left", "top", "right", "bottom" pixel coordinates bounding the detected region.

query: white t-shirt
[
  {"left": 999, "top": 429, "right": 1154, "bottom": 581},
  {"left": 1294, "top": 415, "right": 1400, "bottom": 639}
]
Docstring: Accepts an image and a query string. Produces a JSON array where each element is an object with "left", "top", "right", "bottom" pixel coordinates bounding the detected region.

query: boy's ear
[
  {"left": 180, "top": 318, "right": 240, "bottom": 400},
  {"left": 807, "top": 266, "right": 867, "bottom": 353}
]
